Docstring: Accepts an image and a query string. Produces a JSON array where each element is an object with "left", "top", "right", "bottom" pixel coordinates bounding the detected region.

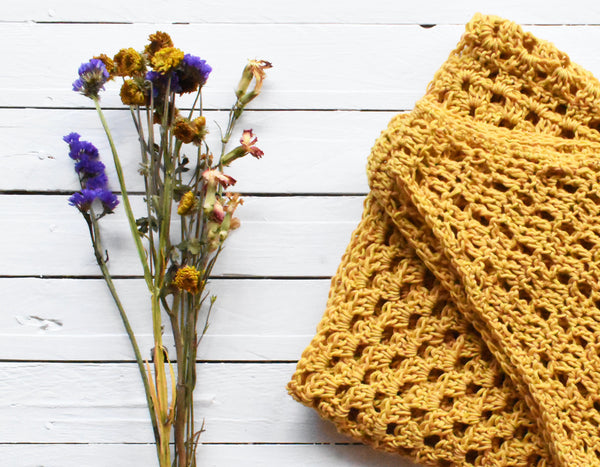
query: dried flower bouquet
[{"left": 66, "top": 31, "right": 271, "bottom": 467}]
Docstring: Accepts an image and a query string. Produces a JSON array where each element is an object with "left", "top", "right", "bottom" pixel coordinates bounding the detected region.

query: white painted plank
[
  {"left": 5, "top": 23, "right": 600, "bottom": 109},
  {"left": 0, "top": 195, "right": 364, "bottom": 276},
  {"left": 0, "top": 443, "right": 408, "bottom": 467},
  {"left": 0, "top": 278, "right": 329, "bottom": 361},
  {"left": 5, "top": 23, "right": 600, "bottom": 110},
  {"left": 0, "top": 23, "right": 470, "bottom": 109},
  {"left": 7, "top": 0, "right": 600, "bottom": 25},
  {"left": 0, "top": 363, "right": 355, "bottom": 446},
  {"left": 0, "top": 109, "right": 392, "bottom": 193}
]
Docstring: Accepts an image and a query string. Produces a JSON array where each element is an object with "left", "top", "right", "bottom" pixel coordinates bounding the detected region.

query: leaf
[
  {"left": 175, "top": 165, "right": 190, "bottom": 175},
  {"left": 136, "top": 217, "right": 150, "bottom": 235},
  {"left": 168, "top": 246, "right": 180, "bottom": 263},
  {"left": 186, "top": 238, "right": 203, "bottom": 255},
  {"left": 176, "top": 238, "right": 203, "bottom": 255},
  {"left": 136, "top": 216, "right": 159, "bottom": 235}
]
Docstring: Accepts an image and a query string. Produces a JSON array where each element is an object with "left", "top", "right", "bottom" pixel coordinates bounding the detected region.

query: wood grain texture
[
  {"left": 0, "top": 278, "right": 330, "bottom": 361},
  {"left": 0, "top": 22, "right": 454, "bottom": 109},
  {"left": 4, "top": 23, "right": 600, "bottom": 109},
  {"left": 0, "top": 444, "right": 406, "bottom": 467},
  {"left": 4, "top": 22, "right": 600, "bottom": 110},
  {"left": 0, "top": 195, "right": 363, "bottom": 276},
  {"left": 0, "top": 362, "right": 367, "bottom": 446},
  {"left": 7, "top": 0, "right": 600, "bottom": 24},
  {"left": 0, "top": 109, "right": 393, "bottom": 193},
  {"left": 5, "top": 2, "right": 600, "bottom": 465}
]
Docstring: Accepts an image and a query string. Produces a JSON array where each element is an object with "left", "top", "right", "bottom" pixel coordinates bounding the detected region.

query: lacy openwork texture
[{"left": 288, "top": 14, "right": 600, "bottom": 467}]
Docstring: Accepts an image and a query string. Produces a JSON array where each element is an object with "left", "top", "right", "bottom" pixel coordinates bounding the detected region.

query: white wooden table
[{"left": 3, "top": 1, "right": 600, "bottom": 465}]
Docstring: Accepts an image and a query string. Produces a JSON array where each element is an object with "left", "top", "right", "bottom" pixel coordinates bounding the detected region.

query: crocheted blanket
[{"left": 288, "top": 14, "right": 600, "bottom": 467}]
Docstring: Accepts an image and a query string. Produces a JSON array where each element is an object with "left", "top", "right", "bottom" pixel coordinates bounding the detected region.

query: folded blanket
[{"left": 288, "top": 14, "right": 600, "bottom": 467}]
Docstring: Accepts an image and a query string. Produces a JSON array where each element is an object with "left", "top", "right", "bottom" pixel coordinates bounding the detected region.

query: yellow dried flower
[
  {"left": 94, "top": 54, "right": 116, "bottom": 79},
  {"left": 145, "top": 31, "right": 174, "bottom": 57},
  {"left": 173, "top": 118, "right": 196, "bottom": 144},
  {"left": 114, "top": 48, "right": 146, "bottom": 77},
  {"left": 177, "top": 191, "right": 197, "bottom": 215},
  {"left": 192, "top": 116, "right": 206, "bottom": 129},
  {"left": 151, "top": 47, "right": 184, "bottom": 73},
  {"left": 173, "top": 116, "right": 207, "bottom": 145},
  {"left": 120, "top": 79, "right": 147, "bottom": 105},
  {"left": 173, "top": 265, "right": 202, "bottom": 294}
]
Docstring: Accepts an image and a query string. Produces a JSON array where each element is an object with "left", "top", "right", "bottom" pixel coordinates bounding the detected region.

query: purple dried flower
[
  {"left": 73, "top": 59, "right": 109, "bottom": 99},
  {"left": 64, "top": 133, "right": 100, "bottom": 161},
  {"left": 145, "top": 70, "right": 180, "bottom": 98},
  {"left": 63, "top": 132, "right": 81, "bottom": 145},
  {"left": 69, "top": 188, "right": 119, "bottom": 214},
  {"left": 69, "top": 189, "right": 100, "bottom": 212},
  {"left": 86, "top": 173, "right": 109, "bottom": 190},
  {"left": 64, "top": 132, "right": 118, "bottom": 214},
  {"left": 176, "top": 54, "right": 212, "bottom": 94},
  {"left": 97, "top": 189, "right": 119, "bottom": 212},
  {"left": 75, "top": 156, "right": 105, "bottom": 177}
]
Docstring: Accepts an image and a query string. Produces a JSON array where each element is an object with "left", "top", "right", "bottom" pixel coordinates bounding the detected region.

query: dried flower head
[
  {"left": 212, "top": 200, "right": 226, "bottom": 223},
  {"left": 176, "top": 54, "right": 212, "bottom": 94},
  {"left": 145, "top": 31, "right": 174, "bottom": 58},
  {"left": 120, "top": 79, "right": 147, "bottom": 106},
  {"left": 145, "top": 70, "right": 180, "bottom": 100},
  {"left": 72, "top": 59, "right": 109, "bottom": 99},
  {"left": 225, "top": 192, "right": 244, "bottom": 214},
  {"left": 173, "top": 265, "right": 202, "bottom": 294},
  {"left": 69, "top": 188, "right": 117, "bottom": 213},
  {"left": 173, "top": 116, "right": 207, "bottom": 145},
  {"left": 64, "top": 132, "right": 99, "bottom": 160},
  {"left": 114, "top": 48, "right": 146, "bottom": 77},
  {"left": 173, "top": 118, "right": 196, "bottom": 144},
  {"left": 236, "top": 59, "right": 272, "bottom": 102},
  {"left": 202, "top": 169, "right": 236, "bottom": 188},
  {"left": 247, "top": 60, "right": 272, "bottom": 89},
  {"left": 192, "top": 116, "right": 206, "bottom": 131},
  {"left": 93, "top": 54, "right": 116, "bottom": 79},
  {"left": 151, "top": 47, "right": 184, "bottom": 74},
  {"left": 240, "top": 129, "right": 264, "bottom": 158},
  {"left": 65, "top": 133, "right": 119, "bottom": 214},
  {"left": 177, "top": 191, "right": 198, "bottom": 215}
]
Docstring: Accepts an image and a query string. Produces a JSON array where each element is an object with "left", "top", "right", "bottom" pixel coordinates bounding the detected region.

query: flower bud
[{"left": 235, "top": 60, "right": 272, "bottom": 104}]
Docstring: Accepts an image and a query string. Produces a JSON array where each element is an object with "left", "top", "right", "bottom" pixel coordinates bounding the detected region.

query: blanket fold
[{"left": 288, "top": 13, "right": 600, "bottom": 467}]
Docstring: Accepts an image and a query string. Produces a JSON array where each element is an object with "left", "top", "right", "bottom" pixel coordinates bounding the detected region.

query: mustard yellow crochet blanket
[{"left": 288, "top": 14, "right": 600, "bottom": 467}]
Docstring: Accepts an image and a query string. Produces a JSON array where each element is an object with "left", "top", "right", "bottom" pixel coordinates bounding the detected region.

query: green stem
[
  {"left": 93, "top": 97, "right": 153, "bottom": 290},
  {"left": 131, "top": 106, "right": 157, "bottom": 276},
  {"left": 87, "top": 213, "right": 161, "bottom": 460}
]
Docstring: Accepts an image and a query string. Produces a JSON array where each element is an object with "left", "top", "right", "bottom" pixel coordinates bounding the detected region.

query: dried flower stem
[
  {"left": 85, "top": 210, "right": 161, "bottom": 457},
  {"left": 93, "top": 97, "right": 153, "bottom": 289}
]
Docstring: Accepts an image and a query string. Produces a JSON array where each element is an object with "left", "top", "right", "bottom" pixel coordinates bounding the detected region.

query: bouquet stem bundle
[{"left": 66, "top": 32, "right": 271, "bottom": 467}]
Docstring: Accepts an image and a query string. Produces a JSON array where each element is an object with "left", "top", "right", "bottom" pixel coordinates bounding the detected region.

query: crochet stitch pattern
[{"left": 288, "top": 14, "right": 600, "bottom": 467}]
